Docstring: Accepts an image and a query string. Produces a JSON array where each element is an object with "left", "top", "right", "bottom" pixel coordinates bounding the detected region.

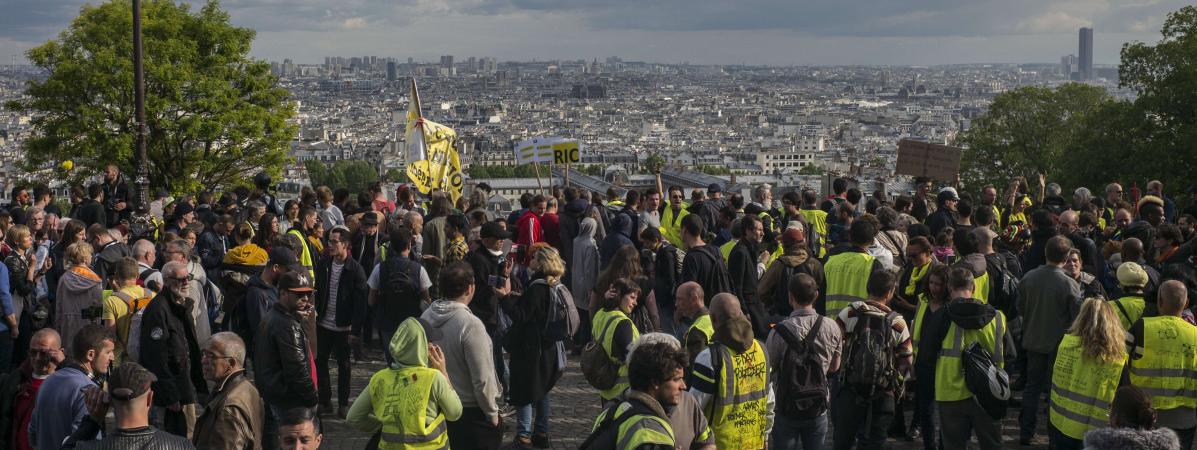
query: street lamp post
[{"left": 132, "top": 0, "right": 149, "bottom": 210}]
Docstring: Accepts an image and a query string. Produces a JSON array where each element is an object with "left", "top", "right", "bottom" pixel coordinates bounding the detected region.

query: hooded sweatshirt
[
  {"left": 55, "top": 266, "right": 103, "bottom": 357},
  {"left": 1082, "top": 426, "right": 1180, "bottom": 450},
  {"left": 571, "top": 218, "right": 600, "bottom": 310},
  {"left": 420, "top": 300, "right": 500, "bottom": 420},
  {"left": 688, "top": 316, "right": 775, "bottom": 436},
  {"left": 346, "top": 318, "right": 462, "bottom": 434},
  {"left": 944, "top": 297, "right": 1015, "bottom": 362},
  {"left": 599, "top": 214, "right": 635, "bottom": 268},
  {"left": 954, "top": 253, "right": 989, "bottom": 300}
]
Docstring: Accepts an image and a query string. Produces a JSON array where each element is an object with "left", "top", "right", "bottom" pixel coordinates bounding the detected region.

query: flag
[{"left": 404, "top": 80, "right": 463, "bottom": 204}]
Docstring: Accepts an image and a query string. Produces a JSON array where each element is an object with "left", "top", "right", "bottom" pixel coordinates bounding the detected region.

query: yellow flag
[{"left": 404, "top": 80, "right": 463, "bottom": 204}]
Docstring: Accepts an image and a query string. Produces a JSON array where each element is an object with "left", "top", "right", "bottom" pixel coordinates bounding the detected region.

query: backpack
[
  {"left": 203, "top": 278, "right": 223, "bottom": 328},
  {"left": 774, "top": 318, "right": 830, "bottom": 419},
  {"left": 842, "top": 304, "right": 899, "bottom": 396},
  {"left": 581, "top": 315, "right": 626, "bottom": 391},
  {"left": 963, "top": 331, "right": 1010, "bottom": 420},
  {"left": 986, "top": 253, "right": 1020, "bottom": 319},
  {"left": 530, "top": 279, "right": 580, "bottom": 342},
  {"left": 378, "top": 256, "right": 423, "bottom": 328},
  {"left": 137, "top": 267, "right": 161, "bottom": 293},
  {"left": 113, "top": 290, "right": 153, "bottom": 362}
]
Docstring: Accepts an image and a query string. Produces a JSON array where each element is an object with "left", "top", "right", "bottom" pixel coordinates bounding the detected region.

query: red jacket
[{"left": 516, "top": 210, "right": 544, "bottom": 264}]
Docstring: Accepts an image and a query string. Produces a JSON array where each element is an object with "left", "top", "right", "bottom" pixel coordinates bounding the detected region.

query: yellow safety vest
[
  {"left": 1050, "top": 334, "right": 1127, "bottom": 440},
  {"left": 824, "top": 251, "right": 875, "bottom": 318},
  {"left": 702, "top": 341, "right": 769, "bottom": 450},
  {"left": 1111, "top": 296, "right": 1145, "bottom": 330},
  {"left": 719, "top": 239, "right": 737, "bottom": 263},
  {"left": 685, "top": 314, "right": 714, "bottom": 349},
  {"left": 799, "top": 209, "right": 828, "bottom": 258},
  {"left": 590, "top": 401, "right": 676, "bottom": 450},
  {"left": 1130, "top": 316, "right": 1197, "bottom": 410},
  {"left": 288, "top": 229, "right": 315, "bottom": 278},
  {"left": 368, "top": 366, "right": 449, "bottom": 450},
  {"left": 661, "top": 202, "right": 689, "bottom": 249},
  {"left": 973, "top": 271, "right": 990, "bottom": 304},
  {"left": 593, "top": 309, "right": 640, "bottom": 401},
  {"left": 935, "top": 308, "right": 1006, "bottom": 402}
]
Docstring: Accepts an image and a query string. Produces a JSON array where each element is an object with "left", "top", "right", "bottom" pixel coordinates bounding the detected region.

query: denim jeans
[
  {"left": 771, "top": 412, "right": 828, "bottom": 450},
  {"left": 491, "top": 328, "right": 509, "bottom": 399},
  {"left": 516, "top": 394, "right": 550, "bottom": 438},
  {"left": 1019, "top": 351, "right": 1055, "bottom": 440}
]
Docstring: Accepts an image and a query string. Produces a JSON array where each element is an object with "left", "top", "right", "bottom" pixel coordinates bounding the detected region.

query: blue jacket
[
  {"left": 0, "top": 263, "right": 12, "bottom": 333},
  {"left": 29, "top": 364, "right": 96, "bottom": 449}
]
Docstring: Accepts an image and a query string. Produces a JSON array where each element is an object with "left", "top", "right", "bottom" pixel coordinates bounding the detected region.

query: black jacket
[
  {"left": 197, "top": 230, "right": 230, "bottom": 275},
  {"left": 681, "top": 244, "right": 731, "bottom": 305},
  {"left": 926, "top": 208, "right": 956, "bottom": 237},
  {"left": 728, "top": 239, "right": 761, "bottom": 305},
  {"left": 94, "top": 241, "right": 133, "bottom": 286},
  {"left": 74, "top": 199, "right": 107, "bottom": 228},
  {"left": 254, "top": 303, "right": 318, "bottom": 409},
  {"left": 240, "top": 275, "right": 277, "bottom": 351},
  {"left": 139, "top": 293, "right": 205, "bottom": 407},
  {"left": 500, "top": 273, "right": 562, "bottom": 406},
  {"left": 647, "top": 243, "right": 683, "bottom": 310},
  {"left": 102, "top": 174, "right": 131, "bottom": 227},
  {"left": 314, "top": 255, "right": 367, "bottom": 334},
  {"left": 465, "top": 248, "right": 503, "bottom": 332}
]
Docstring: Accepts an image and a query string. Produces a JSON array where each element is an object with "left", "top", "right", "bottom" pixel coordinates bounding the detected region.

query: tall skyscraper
[
  {"left": 387, "top": 61, "right": 397, "bottom": 81},
  {"left": 1078, "top": 27, "right": 1093, "bottom": 81}
]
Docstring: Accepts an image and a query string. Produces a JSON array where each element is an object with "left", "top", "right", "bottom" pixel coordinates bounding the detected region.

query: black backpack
[
  {"left": 986, "top": 253, "right": 1021, "bottom": 319},
  {"left": 774, "top": 318, "right": 829, "bottom": 419},
  {"left": 379, "top": 256, "right": 423, "bottom": 328},
  {"left": 842, "top": 304, "right": 899, "bottom": 396},
  {"left": 962, "top": 317, "right": 1010, "bottom": 420}
]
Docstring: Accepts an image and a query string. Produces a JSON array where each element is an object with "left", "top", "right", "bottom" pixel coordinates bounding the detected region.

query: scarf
[{"left": 905, "top": 262, "right": 930, "bottom": 297}]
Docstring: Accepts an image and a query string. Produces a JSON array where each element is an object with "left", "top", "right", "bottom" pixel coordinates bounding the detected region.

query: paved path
[{"left": 320, "top": 349, "right": 1054, "bottom": 449}]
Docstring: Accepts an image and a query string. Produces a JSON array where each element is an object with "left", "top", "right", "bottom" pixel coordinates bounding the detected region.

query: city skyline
[{"left": 0, "top": 0, "right": 1189, "bottom": 66}]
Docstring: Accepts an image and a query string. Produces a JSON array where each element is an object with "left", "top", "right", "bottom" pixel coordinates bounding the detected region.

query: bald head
[
  {"left": 676, "top": 282, "right": 703, "bottom": 306},
  {"left": 1059, "top": 210, "right": 1079, "bottom": 228},
  {"left": 31, "top": 328, "right": 61, "bottom": 348},
  {"left": 1122, "top": 238, "right": 1145, "bottom": 264},
  {"left": 709, "top": 293, "right": 743, "bottom": 326},
  {"left": 1159, "top": 280, "right": 1188, "bottom": 316}
]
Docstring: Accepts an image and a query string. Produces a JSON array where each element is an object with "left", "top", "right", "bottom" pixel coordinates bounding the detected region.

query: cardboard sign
[
  {"left": 515, "top": 137, "right": 582, "bottom": 165},
  {"left": 896, "top": 139, "right": 962, "bottom": 182}
]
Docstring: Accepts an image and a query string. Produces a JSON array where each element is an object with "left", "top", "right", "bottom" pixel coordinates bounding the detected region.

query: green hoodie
[{"left": 346, "top": 318, "right": 462, "bottom": 432}]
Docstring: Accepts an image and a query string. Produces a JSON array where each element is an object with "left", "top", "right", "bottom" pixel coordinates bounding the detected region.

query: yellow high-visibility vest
[
  {"left": 1050, "top": 334, "right": 1127, "bottom": 440},
  {"left": 685, "top": 314, "right": 714, "bottom": 349},
  {"left": 368, "top": 366, "right": 449, "bottom": 449},
  {"left": 593, "top": 309, "right": 640, "bottom": 401},
  {"left": 935, "top": 309, "right": 1006, "bottom": 401},
  {"left": 661, "top": 202, "right": 690, "bottom": 249},
  {"left": 590, "top": 401, "right": 676, "bottom": 450},
  {"left": 700, "top": 341, "right": 769, "bottom": 450},
  {"left": 288, "top": 229, "right": 315, "bottom": 278},
  {"left": 799, "top": 209, "right": 828, "bottom": 258},
  {"left": 824, "top": 252, "right": 875, "bottom": 318},
  {"left": 1111, "top": 296, "right": 1145, "bottom": 330},
  {"left": 1130, "top": 316, "right": 1197, "bottom": 410}
]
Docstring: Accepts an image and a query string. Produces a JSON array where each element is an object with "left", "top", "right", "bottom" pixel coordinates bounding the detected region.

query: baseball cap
[
  {"left": 267, "top": 247, "right": 301, "bottom": 271},
  {"left": 707, "top": 183, "right": 723, "bottom": 194},
  {"left": 108, "top": 362, "right": 157, "bottom": 401},
  {"left": 480, "top": 221, "right": 512, "bottom": 240},
  {"left": 781, "top": 228, "right": 805, "bottom": 246},
  {"left": 1117, "top": 262, "right": 1148, "bottom": 288},
  {"left": 277, "top": 270, "right": 315, "bottom": 293},
  {"left": 937, "top": 187, "right": 959, "bottom": 202}
]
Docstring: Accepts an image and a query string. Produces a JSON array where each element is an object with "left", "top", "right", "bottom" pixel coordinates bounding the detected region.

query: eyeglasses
[{"left": 201, "top": 350, "right": 234, "bottom": 362}]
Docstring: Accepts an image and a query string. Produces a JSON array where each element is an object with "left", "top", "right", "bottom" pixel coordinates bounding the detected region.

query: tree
[
  {"left": 7, "top": 0, "right": 296, "bottom": 194},
  {"left": 305, "top": 160, "right": 378, "bottom": 194},
  {"left": 957, "top": 84, "right": 1110, "bottom": 189},
  {"left": 798, "top": 164, "right": 825, "bottom": 175},
  {"left": 1118, "top": 5, "right": 1197, "bottom": 193},
  {"left": 642, "top": 153, "right": 666, "bottom": 174}
]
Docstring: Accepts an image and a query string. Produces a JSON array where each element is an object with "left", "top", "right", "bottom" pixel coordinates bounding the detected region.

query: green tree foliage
[
  {"left": 305, "top": 160, "right": 378, "bottom": 194},
  {"left": 1117, "top": 5, "right": 1197, "bottom": 192},
  {"left": 959, "top": 6, "right": 1197, "bottom": 196},
  {"left": 642, "top": 154, "right": 666, "bottom": 174},
  {"left": 798, "top": 164, "right": 825, "bottom": 175},
  {"left": 7, "top": 0, "right": 296, "bottom": 194},
  {"left": 959, "top": 84, "right": 1111, "bottom": 189}
]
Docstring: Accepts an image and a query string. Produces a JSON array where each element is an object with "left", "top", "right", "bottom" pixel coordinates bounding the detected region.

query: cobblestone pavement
[{"left": 320, "top": 348, "right": 1053, "bottom": 450}]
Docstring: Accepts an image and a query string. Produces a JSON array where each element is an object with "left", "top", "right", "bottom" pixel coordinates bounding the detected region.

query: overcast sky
[{"left": 0, "top": 0, "right": 1187, "bottom": 66}]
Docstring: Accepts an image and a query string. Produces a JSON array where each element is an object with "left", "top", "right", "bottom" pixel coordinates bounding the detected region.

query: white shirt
[{"left": 320, "top": 262, "right": 350, "bottom": 332}]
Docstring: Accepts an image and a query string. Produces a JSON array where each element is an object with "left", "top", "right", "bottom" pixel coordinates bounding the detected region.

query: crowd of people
[{"left": 0, "top": 162, "right": 1194, "bottom": 450}]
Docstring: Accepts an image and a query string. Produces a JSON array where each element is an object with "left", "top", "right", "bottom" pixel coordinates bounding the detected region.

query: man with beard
[
  {"left": 727, "top": 215, "right": 770, "bottom": 340},
  {"left": 139, "top": 261, "right": 206, "bottom": 438},
  {"left": 101, "top": 164, "right": 131, "bottom": 227},
  {"left": 255, "top": 271, "right": 319, "bottom": 450}
]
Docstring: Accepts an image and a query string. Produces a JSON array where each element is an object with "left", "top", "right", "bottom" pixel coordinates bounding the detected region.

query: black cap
[
  {"left": 707, "top": 183, "right": 722, "bottom": 194},
  {"left": 360, "top": 212, "right": 379, "bottom": 226},
  {"left": 108, "top": 362, "right": 157, "bottom": 401},
  {"left": 172, "top": 202, "right": 194, "bottom": 219},
  {"left": 267, "top": 247, "right": 300, "bottom": 270},
  {"left": 277, "top": 270, "right": 315, "bottom": 293},
  {"left": 480, "top": 221, "right": 512, "bottom": 240}
]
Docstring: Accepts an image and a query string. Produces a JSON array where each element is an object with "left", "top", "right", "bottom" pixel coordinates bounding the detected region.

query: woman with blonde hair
[
  {"left": 1049, "top": 298, "right": 1130, "bottom": 449},
  {"left": 55, "top": 241, "right": 103, "bottom": 356},
  {"left": 496, "top": 245, "right": 568, "bottom": 448}
]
